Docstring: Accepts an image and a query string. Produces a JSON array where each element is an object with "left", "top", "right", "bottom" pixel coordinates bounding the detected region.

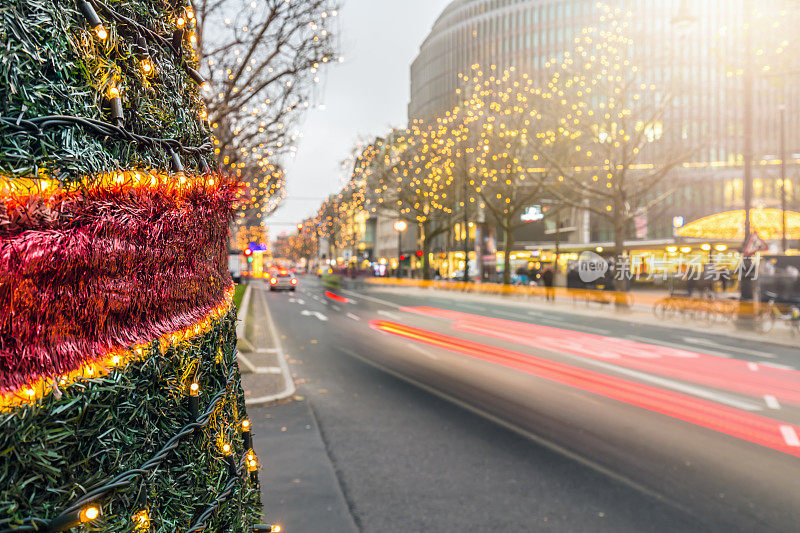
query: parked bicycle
[{"left": 755, "top": 291, "right": 800, "bottom": 335}]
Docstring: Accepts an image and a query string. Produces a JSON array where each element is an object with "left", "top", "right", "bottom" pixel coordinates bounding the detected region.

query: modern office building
[{"left": 408, "top": 0, "right": 800, "bottom": 263}]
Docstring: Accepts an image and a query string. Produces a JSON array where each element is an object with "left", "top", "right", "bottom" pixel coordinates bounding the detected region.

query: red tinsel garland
[{"left": 0, "top": 175, "right": 237, "bottom": 393}]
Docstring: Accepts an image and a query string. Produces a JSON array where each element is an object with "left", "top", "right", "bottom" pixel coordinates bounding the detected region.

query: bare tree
[
  {"left": 366, "top": 125, "right": 459, "bottom": 280},
  {"left": 531, "top": 7, "right": 696, "bottom": 289},
  {"left": 192, "top": 0, "right": 340, "bottom": 221},
  {"left": 457, "top": 67, "right": 549, "bottom": 285}
]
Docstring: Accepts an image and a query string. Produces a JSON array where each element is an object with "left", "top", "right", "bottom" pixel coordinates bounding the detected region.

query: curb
[{"left": 244, "top": 284, "right": 297, "bottom": 406}]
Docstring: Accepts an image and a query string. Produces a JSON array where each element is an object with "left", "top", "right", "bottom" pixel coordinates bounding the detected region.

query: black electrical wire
[
  {"left": 85, "top": 0, "right": 204, "bottom": 83},
  {"left": 0, "top": 115, "right": 212, "bottom": 157},
  {"left": 0, "top": 361, "right": 241, "bottom": 533},
  {"left": 185, "top": 455, "right": 247, "bottom": 532}
]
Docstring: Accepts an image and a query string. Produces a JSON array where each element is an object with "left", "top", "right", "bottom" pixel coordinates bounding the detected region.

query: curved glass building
[{"left": 409, "top": 0, "right": 800, "bottom": 245}]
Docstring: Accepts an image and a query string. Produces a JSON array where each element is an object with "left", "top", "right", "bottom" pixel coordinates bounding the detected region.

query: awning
[{"left": 677, "top": 209, "right": 800, "bottom": 241}]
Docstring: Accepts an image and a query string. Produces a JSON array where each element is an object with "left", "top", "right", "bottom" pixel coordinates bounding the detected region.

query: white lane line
[
  {"left": 682, "top": 337, "right": 776, "bottom": 359},
  {"left": 626, "top": 336, "right": 732, "bottom": 358},
  {"left": 255, "top": 366, "right": 284, "bottom": 375},
  {"left": 459, "top": 303, "right": 484, "bottom": 311},
  {"left": 341, "top": 290, "right": 397, "bottom": 307},
  {"left": 301, "top": 310, "right": 328, "bottom": 321},
  {"left": 256, "top": 348, "right": 277, "bottom": 354},
  {"left": 557, "top": 353, "right": 763, "bottom": 411},
  {"left": 764, "top": 395, "right": 781, "bottom": 409},
  {"left": 762, "top": 362, "right": 797, "bottom": 371},
  {"left": 346, "top": 313, "right": 361, "bottom": 321},
  {"left": 377, "top": 310, "right": 403, "bottom": 320},
  {"left": 543, "top": 320, "right": 611, "bottom": 336},
  {"left": 332, "top": 304, "right": 342, "bottom": 312},
  {"left": 779, "top": 425, "right": 800, "bottom": 447},
  {"left": 408, "top": 343, "right": 440, "bottom": 360},
  {"left": 496, "top": 310, "right": 611, "bottom": 335},
  {"left": 748, "top": 362, "right": 759, "bottom": 371}
]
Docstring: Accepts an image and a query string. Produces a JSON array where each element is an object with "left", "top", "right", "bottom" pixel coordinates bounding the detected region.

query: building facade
[{"left": 408, "top": 0, "right": 800, "bottom": 256}]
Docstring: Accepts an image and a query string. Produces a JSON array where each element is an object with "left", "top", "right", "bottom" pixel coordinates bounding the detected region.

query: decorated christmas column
[{"left": 0, "top": 0, "right": 263, "bottom": 530}]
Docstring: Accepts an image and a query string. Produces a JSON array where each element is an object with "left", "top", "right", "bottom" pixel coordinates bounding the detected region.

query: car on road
[
  {"left": 269, "top": 270, "right": 297, "bottom": 291},
  {"left": 317, "top": 266, "right": 333, "bottom": 276}
]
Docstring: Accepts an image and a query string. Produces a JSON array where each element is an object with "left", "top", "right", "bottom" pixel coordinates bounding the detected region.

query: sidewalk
[
  {"left": 236, "top": 282, "right": 358, "bottom": 532},
  {"left": 363, "top": 279, "right": 800, "bottom": 348}
]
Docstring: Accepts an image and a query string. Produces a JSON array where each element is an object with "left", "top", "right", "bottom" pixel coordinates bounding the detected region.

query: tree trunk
[
  {"left": 613, "top": 218, "right": 627, "bottom": 291},
  {"left": 503, "top": 222, "right": 513, "bottom": 286},
  {"left": 613, "top": 216, "right": 631, "bottom": 308},
  {"left": 421, "top": 223, "right": 432, "bottom": 280}
]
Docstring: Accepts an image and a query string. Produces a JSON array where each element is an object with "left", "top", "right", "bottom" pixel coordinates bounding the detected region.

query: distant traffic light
[
  {"left": 416, "top": 250, "right": 423, "bottom": 258},
  {"left": 244, "top": 248, "right": 252, "bottom": 257}
]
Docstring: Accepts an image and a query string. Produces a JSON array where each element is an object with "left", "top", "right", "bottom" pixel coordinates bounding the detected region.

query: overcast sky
[{"left": 265, "top": 0, "right": 452, "bottom": 237}]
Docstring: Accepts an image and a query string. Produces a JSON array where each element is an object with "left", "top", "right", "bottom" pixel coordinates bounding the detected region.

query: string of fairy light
[
  {"left": 200, "top": 0, "right": 341, "bottom": 218},
  {"left": 0, "top": 1, "right": 279, "bottom": 530}
]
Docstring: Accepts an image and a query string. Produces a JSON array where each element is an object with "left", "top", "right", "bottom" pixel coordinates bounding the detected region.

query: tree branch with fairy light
[{"left": 193, "top": 0, "right": 341, "bottom": 222}]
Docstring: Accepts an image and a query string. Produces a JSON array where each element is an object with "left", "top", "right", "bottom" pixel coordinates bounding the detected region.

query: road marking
[
  {"left": 256, "top": 348, "right": 277, "bottom": 354},
  {"left": 779, "top": 425, "right": 800, "bottom": 447},
  {"left": 764, "top": 395, "right": 781, "bottom": 409},
  {"left": 377, "top": 310, "right": 403, "bottom": 320},
  {"left": 346, "top": 313, "right": 361, "bottom": 321},
  {"left": 301, "top": 309, "right": 328, "bottom": 321},
  {"left": 762, "top": 362, "right": 796, "bottom": 371},
  {"left": 332, "top": 304, "right": 341, "bottom": 311},
  {"left": 626, "top": 336, "right": 731, "bottom": 358},
  {"left": 341, "top": 290, "right": 397, "bottom": 307},
  {"left": 557, "top": 354, "right": 763, "bottom": 411},
  {"left": 237, "top": 352, "right": 257, "bottom": 373},
  {"left": 255, "top": 366, "right": 283, "bottom": 375},
  {"left": 459, "top": 303, "right": 484, "bottom": 311},
  {"left": 538, "top": 319, "right": 610, "bottom": 336},
  {"left": 408, "top": 343, "right": 440, "bottom": 360},
  {"left": 748, "top": 362, "right": 759, "bottom": 371},
  {"left": 683, "top": 337, "right": 776, "bottom": 359}
]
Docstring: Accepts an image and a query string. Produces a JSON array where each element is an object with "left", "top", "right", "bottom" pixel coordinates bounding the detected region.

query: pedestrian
[{"left": 542, "top": 267, "right": 555, "bottom": 301}]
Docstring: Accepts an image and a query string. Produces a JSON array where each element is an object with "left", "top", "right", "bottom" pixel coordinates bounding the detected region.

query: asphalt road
[{"left": 254, "top": 275, "right": 800, "bottom": 532}]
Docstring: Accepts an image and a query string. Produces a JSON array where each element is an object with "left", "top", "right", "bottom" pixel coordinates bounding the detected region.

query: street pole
[
  {"left": 462, "top": 173, "right": 470, "bottom": 282},
  {"left": 397, "top": 228, "right": 402, "bottom": 278},
  {"left": 780, "top": 104, "right": 788, "bottom": 253},
  {"left": 740, "top": 0, "right": 755, "bottom": 303}
]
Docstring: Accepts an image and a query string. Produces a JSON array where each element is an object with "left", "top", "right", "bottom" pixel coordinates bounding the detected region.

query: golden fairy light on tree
[
  {"left": 455, "top": 65, "right": 550, "bottom": 285},
  {"left": 193, "top": 0, "right": 340, "bottom": 223},
  {"left": 364, "top": 122, "right": 460, "bottom": 280},
  {"left": 530, "top": 4, "right": 697, "bottom": 287}
]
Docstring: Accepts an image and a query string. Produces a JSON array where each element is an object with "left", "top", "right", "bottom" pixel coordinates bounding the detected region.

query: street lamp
[
  {"left": 779, "top": 104, "right": 788, "bottom": 253},
  {"left": 393, "top": 220, "right": 408, "bottom": 278}
]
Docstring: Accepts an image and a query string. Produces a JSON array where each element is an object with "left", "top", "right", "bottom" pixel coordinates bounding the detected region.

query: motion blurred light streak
[
  {"left": 400, "top": 307, "right": 800, "bottom": 405},
  {"left": 324, "top": 291, "right": 349, "bottom": 303},
  {"left": 369, "top": 319, "right": 800, "bottom": 457}
]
